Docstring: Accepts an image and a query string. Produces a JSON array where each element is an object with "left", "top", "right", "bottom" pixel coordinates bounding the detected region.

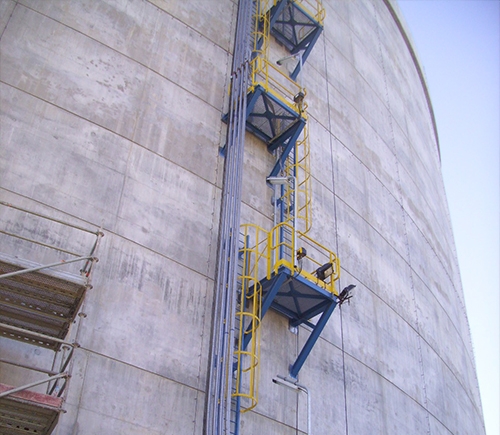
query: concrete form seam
[
  {"left": 316, "top": 324, "right": 466, "bottom": 434},
  {"left": 310, "top": 124, "right": 444, "bottom": 248},
  {"left": 0, "top": 187, "right": 99, "bottom": 231},
  {"left": 340, "top": 346, "right": 453, "bottom": 434},
  {"left": 19, "top": 1, "right": 233, "bottom": 88},
  {"left": 143, "top": 0, "right": 235, "bottom": 54},
  {"left": 321, "top": 27, "right": 349, "bottom": 435},
  {"left": 0, "top": 0, "right": 16, "bottom": 42},
  {"left": 69, "top": 345, "right": 91, "bottom": 435},
  {"left": 10, "top": 4, "right": 229, "bottom": 113},
  {"left": 318, "top": 270, "right": 482, "bottom": 418},
  {"left": 309, "top": 38, "right": 428, "bottom": 179},
  {"left": 0, "top": 80, "right": 223, "bottom": 189},
  {"left": 78, "top": 346, "right": 206, "bottom": 395},
  {"left": 311, "top": 128, "right": 449, "bottom": 256},
  {"left": 334, "top": 193, "right": 476, "bottom": 366},
  {"left": 373, "top": 2, "right": 431, "bottom": 434},
  {"left": 0, "top": 187, "right": 216, "bottom": 282},
  {"left": 381, "top": 0, "right": 441, "bottom": 160}
]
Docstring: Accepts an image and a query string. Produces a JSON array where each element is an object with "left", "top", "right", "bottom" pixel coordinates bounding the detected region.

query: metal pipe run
[
  {"left": 0, "top": 256, "right": 95, "bottom": 279},
  {"left": 205, "top": 0, "right": 253, "bottom": 434},
  {"left": 0, "top": 322, "right": 78, "bottom": 347},
  {"left": 273, "top": 376, "right": 311, "bottom": 435},
  {"left": 0, "top": 372, "right": 68, "bottom": 399},
  {"left": 0, "top": 358, "right": 60, "bottom": 376}
]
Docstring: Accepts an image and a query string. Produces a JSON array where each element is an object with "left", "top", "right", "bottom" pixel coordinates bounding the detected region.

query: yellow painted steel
[
  {"left": 292, "top": 0, "right": 326, "bottom": 26},
  {"left": 233, "top": 224, "right": 269, "bottom": 413},
  {"left": 249, "top": 1, "right": 306, "bottom": 116},
  {"left": 268, "top": 222, "right": 340, "bottom": 295},
  {"left": 294, "top": 124, "right": 312, "bottom": 234},
  {"left": 234, "top": 220, "right": 340, "bottom": 410},
  {"left": 233, "top": 0, "right": 330, "bottom": 416},
  {"left": 282, "top": 123, "right": 312, "bottom": 234}
]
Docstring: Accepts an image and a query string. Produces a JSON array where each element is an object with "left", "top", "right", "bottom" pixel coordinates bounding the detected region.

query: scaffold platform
[
  {"left": 0, "top": 257, "right": 89, "bottom": 350},
  {"left": 0, "top": 383, "right": 62, "bottom": 435},
  {"left": 0, "top": 201, "right": 102, "bottom": 435}
]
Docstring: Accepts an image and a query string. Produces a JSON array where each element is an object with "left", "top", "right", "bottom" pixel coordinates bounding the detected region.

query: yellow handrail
[
  {"left": 250, "top": 56, "right": 306, "bottom": 115},
  {"left": 235, "top": 221, "right": 340, "bottom": 409},
  {"left": 290, "top": 0, "right": 326, "bottom": 26},
  {"left": 250, "top": 0, "right": 306, "bottom": 115},
  {"left": 268, "top": 222, "right": 340, "bottom": 295}
]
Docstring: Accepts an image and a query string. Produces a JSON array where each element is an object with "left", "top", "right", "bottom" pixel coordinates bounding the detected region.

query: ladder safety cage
[
  {"left": 233, "top": 224, "right": 268, "bottom": 413},
  {"left": 228, "top": 1, "right": 344, "bottom": 433}
]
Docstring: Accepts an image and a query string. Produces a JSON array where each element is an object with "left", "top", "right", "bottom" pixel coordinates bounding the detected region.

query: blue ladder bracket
[
  {"left": 260, "top": 267, "right": 336, "bottom": 326},
  {"left": 222, "top": 86, "right": 306, "bottom": 171},
  {"left": 241, "top": 272, "right": 289, "bottom": 351},
  {"left": 289, "top": 27, "right": 322, "bottom": 81}
]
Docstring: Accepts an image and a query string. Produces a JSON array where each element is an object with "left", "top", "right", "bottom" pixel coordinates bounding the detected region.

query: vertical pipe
[{"left": 205, "top": 1, "right": 253, "bottom": 434}]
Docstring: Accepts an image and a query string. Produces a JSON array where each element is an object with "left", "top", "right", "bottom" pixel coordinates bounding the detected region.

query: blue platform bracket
[
  {"left": 258, "top": 265, "right": 338, "bottom": 379},
  {"left": 246, "top": 84, "right": 305, "bottom": 144},
  {"left": 269, "top": 0, "right": 324, "bottom": 81},
  {"left": 258, "top": 221, "right": 341, "bottom": 378}
]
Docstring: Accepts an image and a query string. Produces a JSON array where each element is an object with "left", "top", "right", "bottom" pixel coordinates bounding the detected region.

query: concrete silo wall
[{"left": 0, "top": 1, "right": 485, "bottom": 434}]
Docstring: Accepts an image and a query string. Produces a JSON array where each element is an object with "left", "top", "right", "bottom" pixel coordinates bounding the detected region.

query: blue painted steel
[
  {"left": 234, "top": 387, "right": 242, "bottom": 435},
  {"left": 289, "top": 298, "right": 337, "bottom": 378},
  {"left": 290, "top": 27, "right": 322, "bottom": 81},
  {"left": 269, "top": 0, "right": 324, "bottom": 81},
  {"left": 267, "top": 118, "right": 305, "bottom": 152},
  {"left": 271, "top": 1, "right": 320, "bottom": 49},
  {"left": 245, "top": 85, "right": 303, "bottom": 144},
  {"left": 242, "top": 272, "right": 288, "bottom": 350},
  {"left": 269, "top": 0, "right": 288, "bottom": 29},
  {"left": 268, "top": 120, "right": 305, "bottom": 177},
  {"left": 256, "top": 266, "right": 339, "bottom": 378},
  {"left": 236, "top": 263, "right": 340, "bottom": 387}
]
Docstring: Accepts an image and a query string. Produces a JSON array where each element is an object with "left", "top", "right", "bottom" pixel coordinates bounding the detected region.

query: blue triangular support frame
[
  {"left": 267, "top": 118, "right": 305, "bottom": 178},
  {"left": 269, "top": 0, "right": 324, "bottom": 81},
  {"left": 241, "top": 267, "right": 339, "bottom": 379},
  {"left": 246, "top": 85, "right": 304, "bottom": 144}
]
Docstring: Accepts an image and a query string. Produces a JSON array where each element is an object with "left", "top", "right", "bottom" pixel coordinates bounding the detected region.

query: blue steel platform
[
  {"left": 259, "top": 266, "right": 336, "bottom": 328},
  {"left": 243, "top": 266, "right": 338, "bottom": 379},
  {"left": 270, "top": 0, "right": 324, "bottom": 80}
]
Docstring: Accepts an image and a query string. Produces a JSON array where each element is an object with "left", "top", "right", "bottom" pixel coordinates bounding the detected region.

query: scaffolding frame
[{"left": 0, "top": 201, "right": 102, "bottom": 435}]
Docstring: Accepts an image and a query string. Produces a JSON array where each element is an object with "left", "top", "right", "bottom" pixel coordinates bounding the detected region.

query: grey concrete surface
[{"left": 0, "top": 0, "right": 484, "bottom": 434}]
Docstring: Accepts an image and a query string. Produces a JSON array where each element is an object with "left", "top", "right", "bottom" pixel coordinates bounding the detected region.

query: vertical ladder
[{"left": 230, "top": 225, "right": 267, "bottom": 435}]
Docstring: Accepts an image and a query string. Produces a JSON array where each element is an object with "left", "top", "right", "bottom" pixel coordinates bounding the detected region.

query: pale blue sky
[{"left": 397, "top": 1, "right": 500, "bottom": 434}]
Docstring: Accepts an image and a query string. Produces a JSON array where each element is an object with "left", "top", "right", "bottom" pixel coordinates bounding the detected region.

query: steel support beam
[{"left": 289, "top": 299, "right": 337, "bottom": 379}]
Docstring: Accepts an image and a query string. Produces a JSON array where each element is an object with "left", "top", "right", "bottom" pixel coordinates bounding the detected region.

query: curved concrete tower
[{"left": 0, "top": 1, "right": 485, "bottom": 435}]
